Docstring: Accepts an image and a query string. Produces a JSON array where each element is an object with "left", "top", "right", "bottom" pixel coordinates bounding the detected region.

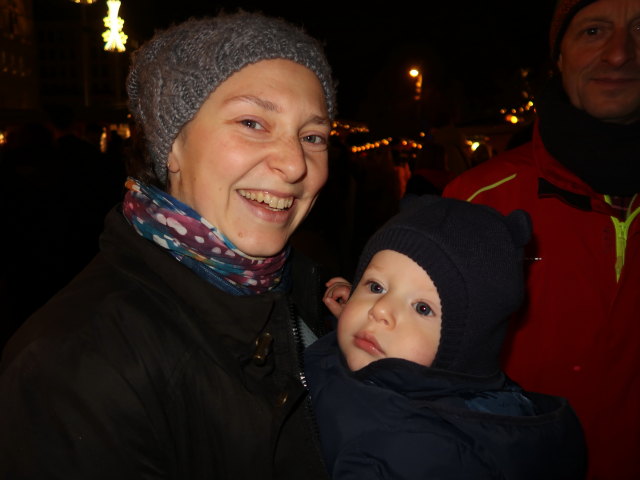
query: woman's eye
[
  {"left": 367, "top": 281, "right": 384, "bottom": 294},
  {"left": 302, "top": 134, "right": 326, "bottom": 145},
  {"left": 240, "top": 119, "right": 264, "bottom": 130},
  {"left": 414, "top": 302, "right": 433, "bottom": 316}
]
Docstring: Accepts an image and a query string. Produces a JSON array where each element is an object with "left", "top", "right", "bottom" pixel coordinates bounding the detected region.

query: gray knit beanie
[
  {"left": 351, "top": 195, "right": 532, "bottom": 377},
  {"left": 127, "top": 11, "right": 336, "bottom": 185}
]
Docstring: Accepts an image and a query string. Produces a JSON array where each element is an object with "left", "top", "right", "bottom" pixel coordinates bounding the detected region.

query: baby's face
[{"left": 337, "top": 250, "right": 442, "bottom": 371}]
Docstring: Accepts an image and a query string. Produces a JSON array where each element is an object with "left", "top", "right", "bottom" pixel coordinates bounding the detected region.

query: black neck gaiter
[{"left": 536, "top": 76, "right": 640, "bottom": 196}]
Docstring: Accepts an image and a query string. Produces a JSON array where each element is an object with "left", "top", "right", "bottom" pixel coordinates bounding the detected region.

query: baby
[{"left": 305, "top": 195, "right": 587, "bottom": 479}]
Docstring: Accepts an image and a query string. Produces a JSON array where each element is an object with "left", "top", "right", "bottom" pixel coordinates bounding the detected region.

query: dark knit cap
[
  {"left": 127, "top": 11, "right": 336, "bottom": 184},
  {"left": 351, "top": 195, "right": 532, "bottom": 377},
  {"left": 549, "top": 0, "right": 598, "bottom": 60}
]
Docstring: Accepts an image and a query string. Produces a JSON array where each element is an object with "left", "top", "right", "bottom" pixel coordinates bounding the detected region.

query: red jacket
[{"left": 444, "top": 122, "right": 640, "bottom": 480}]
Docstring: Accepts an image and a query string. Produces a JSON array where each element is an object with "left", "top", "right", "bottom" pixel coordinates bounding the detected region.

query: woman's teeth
[{"left": 238, "top": 190, "right": 294, "bottom": 210}]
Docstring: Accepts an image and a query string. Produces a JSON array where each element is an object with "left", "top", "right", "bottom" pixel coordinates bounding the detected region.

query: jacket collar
[
  {"left": 532, "top": 122, "right": 622, "bottom": 217},
  {"left": 100, "top": 206, "right": 280, "bottom": 354}
]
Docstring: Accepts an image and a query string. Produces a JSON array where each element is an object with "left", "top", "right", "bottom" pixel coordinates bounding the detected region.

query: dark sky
[{"left": 102, "top": 1, "right": 560, "bottom": 124}]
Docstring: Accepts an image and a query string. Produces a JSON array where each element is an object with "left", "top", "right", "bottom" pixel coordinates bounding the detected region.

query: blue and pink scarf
[{"left": 122, "top": 178, "right": 290, "bottom": 295}]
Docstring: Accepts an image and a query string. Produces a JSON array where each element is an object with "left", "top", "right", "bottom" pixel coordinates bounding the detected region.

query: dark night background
[
  {"left": 35, "top": 0, "right": 561, "bottom": 130},
  {"left": 0, "top": 1, "right": 562, "bottom": 348}
]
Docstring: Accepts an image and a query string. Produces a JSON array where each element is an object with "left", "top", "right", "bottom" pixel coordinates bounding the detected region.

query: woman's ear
[
  {"left": 167, "top": 128, "right": 188, "bottom": 174},
  {"left": 167, "top": 150, "right": 181, "bottom": 174}
]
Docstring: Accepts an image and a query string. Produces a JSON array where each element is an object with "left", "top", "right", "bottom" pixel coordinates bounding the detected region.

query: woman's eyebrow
[
  {"left": 225, "top": 95, "right": 281, "bottom": 112},
  {"left": 225, "top": 94, "right": 330, "bottom": 126}
]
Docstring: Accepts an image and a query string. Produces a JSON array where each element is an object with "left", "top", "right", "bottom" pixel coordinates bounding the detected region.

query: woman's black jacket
[{"left": 0, "top": 206, "right": 330, "bottom": 479}]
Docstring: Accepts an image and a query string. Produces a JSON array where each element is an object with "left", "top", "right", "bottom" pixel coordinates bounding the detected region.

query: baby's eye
[
  {"left": 414, "top": 302, "right": 433, "bottom": 316},
  {"left": 367, "top": 281, "right": 384, "bottom": 294}
]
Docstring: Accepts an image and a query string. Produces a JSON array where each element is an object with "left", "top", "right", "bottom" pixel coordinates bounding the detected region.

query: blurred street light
[
  {"left": 409, "top": 68, "right": 422, "bottom": 101},
  {"left": 103, "top": 0, "right": 128, "bottom": 52}
]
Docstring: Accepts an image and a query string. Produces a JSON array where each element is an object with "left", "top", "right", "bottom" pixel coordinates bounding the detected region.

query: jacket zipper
[
  {"left": 288, "top": 299, "right": 327, "bottom": 472},
  {"left": 288, "top": 300, "right": 308, "bottom": 388}
]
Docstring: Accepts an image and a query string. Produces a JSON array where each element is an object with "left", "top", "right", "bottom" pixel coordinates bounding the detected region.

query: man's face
[{"left": 558, "top": 0, "right": 640, "bottom": 124}]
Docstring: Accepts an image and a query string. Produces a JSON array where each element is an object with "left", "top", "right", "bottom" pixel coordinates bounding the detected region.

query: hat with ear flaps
[
  {"left": 549, "top": 0, "right": 598, "bottom": 60},
  {"left": 126, "top": 11, "right": 336, "bottom": 185},
  {"left": 351, "top": 195, "right": 532, "bottom": 377}
]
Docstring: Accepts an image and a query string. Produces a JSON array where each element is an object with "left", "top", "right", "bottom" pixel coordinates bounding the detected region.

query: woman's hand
[{"left": 323, "top": 277, "right": 352, "bottom": 318}]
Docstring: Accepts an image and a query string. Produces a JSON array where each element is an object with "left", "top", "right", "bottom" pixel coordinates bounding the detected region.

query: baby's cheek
[{"left": 405, "top": 340, "right": 438, "bottom": 367}]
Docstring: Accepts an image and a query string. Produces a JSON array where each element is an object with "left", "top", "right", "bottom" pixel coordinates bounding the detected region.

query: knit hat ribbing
[
  {"left": 126, "top": 12, "right": 336, "bottom": 184},
  {"left": 351, "top": 195, "right": 532, "bottom": 377},
  {"left": 549, "top": 0, "right": 598, "bottom": 60}
]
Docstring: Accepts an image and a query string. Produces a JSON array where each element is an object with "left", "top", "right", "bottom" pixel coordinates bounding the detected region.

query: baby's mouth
[{"left": 238, "top": 190, "right": 294, "bottom": 211}]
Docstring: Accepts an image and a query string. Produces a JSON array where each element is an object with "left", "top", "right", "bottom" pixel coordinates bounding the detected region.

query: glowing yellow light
[
  {"left": 102, "top": 0, "right": 127, "bottom": 52},
  {"left": 408, "top": 68, "right": 423, "bottom": 100},
  {"left": 0, "top": 132, "right": 6, "bottom": 145},
  {"left": 470, "top": 141, "right": 480, "bottom": 151},
  {"left": 505, "top": 114, "right": 519, "bottom": 124}
]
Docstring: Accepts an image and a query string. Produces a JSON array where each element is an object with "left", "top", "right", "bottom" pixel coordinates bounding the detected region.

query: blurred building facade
[
  {"left": 0, "top": 0, "right": 38, "bottom": 123},
  {"left": 0, "top": 0, "right": 130, "bottom": 128}
]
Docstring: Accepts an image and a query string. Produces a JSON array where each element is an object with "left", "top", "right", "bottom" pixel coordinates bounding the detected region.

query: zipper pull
[{"left": 253, "top": 332, "right": 273, "bottom": 366}]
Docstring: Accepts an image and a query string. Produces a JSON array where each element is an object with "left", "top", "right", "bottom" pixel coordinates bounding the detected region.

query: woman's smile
[{"left": 237, "top": 189, "right": 295, "bottom": 211}]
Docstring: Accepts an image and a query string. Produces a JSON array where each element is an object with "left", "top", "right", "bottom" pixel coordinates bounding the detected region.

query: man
[{"left": 443, "top": 1, "right": 640, "bottom": 479}]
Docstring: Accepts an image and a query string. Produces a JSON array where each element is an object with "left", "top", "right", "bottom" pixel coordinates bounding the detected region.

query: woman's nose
[{"left": 267, "top": 137, "right": 307, "bottom": 183}]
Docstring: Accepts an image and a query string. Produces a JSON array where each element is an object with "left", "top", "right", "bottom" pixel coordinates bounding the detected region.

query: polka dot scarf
[{"left": 122, "top": 178, "right": 290, "bottom": 295}]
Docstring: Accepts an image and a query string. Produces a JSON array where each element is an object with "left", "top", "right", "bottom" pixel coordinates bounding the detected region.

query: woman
[{"left": 0, "top": 12, "right": 335, "bottom": 479}]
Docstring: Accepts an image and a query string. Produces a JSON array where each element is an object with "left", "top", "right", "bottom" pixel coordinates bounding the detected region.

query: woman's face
[{"left": 167, "top": 59, "right": 330, "bottom": 257}]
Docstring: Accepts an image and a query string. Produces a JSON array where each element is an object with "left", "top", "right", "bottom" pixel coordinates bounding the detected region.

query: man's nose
[{"left": 602, "top": 28, "right": 637, "bottom": 67}]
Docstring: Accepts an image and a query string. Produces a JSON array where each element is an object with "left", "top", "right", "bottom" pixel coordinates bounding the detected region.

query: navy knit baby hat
[{"left": 351, "top": 195, "right": 532, "bottom": 377}]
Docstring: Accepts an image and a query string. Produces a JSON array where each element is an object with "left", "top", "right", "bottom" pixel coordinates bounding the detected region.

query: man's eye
[
  {"left": 584, "top": 26, "right": 600, "bottom": 36},
  {"left": 414, "top": 302, "right": 433, "bottom": 316},
  {"left": 367, "top": 281, "right": 384, "bottom": 294}
]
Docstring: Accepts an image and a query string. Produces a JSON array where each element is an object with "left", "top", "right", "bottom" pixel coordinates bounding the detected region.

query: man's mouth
[{"left": 238, "top": 189, "right": 294, "bottom": 211}]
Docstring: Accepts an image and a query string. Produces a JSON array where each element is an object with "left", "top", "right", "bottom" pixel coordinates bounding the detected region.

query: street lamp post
[{"left": 70, "top": 0, "right": 97, "bottom": 108}]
